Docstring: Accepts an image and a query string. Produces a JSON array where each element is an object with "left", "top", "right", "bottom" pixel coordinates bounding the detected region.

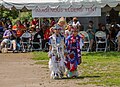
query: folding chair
[
  {"left": 95, "top": 31, "right": 107, "bottom": 52},
  {"left": 20, "top": 31, "right": 32, "bottom": 52},
  {"left": 79, "top": 31, "right": 90, "bottom": 52},
  {"left": 43, "top": 41, "right": 49, "bottom": 52},
  {"left": 31, "top": 34, "right": 42, "bottom": 51}
]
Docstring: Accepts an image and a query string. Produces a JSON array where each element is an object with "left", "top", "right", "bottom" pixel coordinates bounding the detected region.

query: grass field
[{"left": 32, "top": 51, "right": 120, "bottom": 87}]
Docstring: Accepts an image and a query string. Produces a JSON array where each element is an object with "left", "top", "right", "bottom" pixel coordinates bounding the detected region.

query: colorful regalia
[
  {"left": 48, "top": 33, "right": 65, "bottom": 79},
  {"left": 65, "top": 34, "right": 83, "bottom": 78}
]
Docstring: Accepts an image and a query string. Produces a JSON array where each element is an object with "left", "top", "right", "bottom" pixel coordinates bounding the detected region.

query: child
[
  {"left": 65, "top": 27, "right": 84, "bottom": 78},
  {"left": 48, "top": 25, "right": 65, "bottom": 79}
]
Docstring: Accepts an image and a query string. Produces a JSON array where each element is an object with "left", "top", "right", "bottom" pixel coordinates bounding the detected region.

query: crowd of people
[
  {"left": 0, "top": 17, "right": 120, "bottom": 53},
  {"left": 0, "top": 17, "right": 120, "bottom": 52},
  {"left": 0, "top": 17, "right": 55, "bottom": 52},
  {"left": 0, "top": 16, "right": 120, "bottom": 79}
]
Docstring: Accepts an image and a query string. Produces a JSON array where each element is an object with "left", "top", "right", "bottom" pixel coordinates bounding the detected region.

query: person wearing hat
[
  {"left": 0, "top": 25, "right": 17, "bottom": 53},
  {"left": 65, "top": 27, "right": 84, "bottom": 78},
  {"left": 48, "top": 25, "right": 66, "bottom": 79}
]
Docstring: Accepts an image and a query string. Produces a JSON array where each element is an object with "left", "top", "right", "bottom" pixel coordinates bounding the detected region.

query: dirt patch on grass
[{"left": 0, "top": 53, "right": 99, "bottom": 87}]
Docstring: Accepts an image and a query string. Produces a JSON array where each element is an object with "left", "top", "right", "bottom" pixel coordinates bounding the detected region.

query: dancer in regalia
[
  {"left": 48, "top": 25, "right": 65, "bottom": 79},
  {"left": 65, "top": 27, "right": 84, "bottom": 78}
]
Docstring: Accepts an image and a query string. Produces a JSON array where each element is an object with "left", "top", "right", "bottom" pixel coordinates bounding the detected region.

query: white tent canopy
[
  {"left": 0, "top": 0, "right": 120, "bottom": 17},
  {"left": 0, "top": 0, "right": 120, "bottom": 10}
]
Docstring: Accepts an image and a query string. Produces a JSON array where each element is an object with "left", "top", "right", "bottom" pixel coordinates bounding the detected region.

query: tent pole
[
  {"left": 39, "top": 18, "right": 41, "bottom": 28},
  {"left": 18, "top": 10, "right": 21, "bottom": 19}
]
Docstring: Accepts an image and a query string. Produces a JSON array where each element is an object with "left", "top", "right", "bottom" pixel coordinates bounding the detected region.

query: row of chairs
[
  {"left": 20, "top": 31, "right": 42, "bottom": 52},
  {"left": 79, "top": 31, "right": 118, "bottom": 52},
  {"left": 0, "top": 31, "right": 44, "bottom": 53},
  {"left": 1, "top": 30, "right": 117, "bottom": 53}
]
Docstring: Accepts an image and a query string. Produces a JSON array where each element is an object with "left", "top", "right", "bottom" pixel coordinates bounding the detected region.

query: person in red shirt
[
  {"left": 50, "top": 17, "right": 56, "bottom": 27},
  {"left": 12, "top": 20, "right": 26, "bottom": 38},
  {"left": 43, "top": 26, "right": 50, "bottom": 51},
  {"left": 12, "top": 20, "right": 26, "bottom": 46},
  {"left": 44, "top": 27, "right": 50, "bottom": 40},
  {"left": 31, "top": 18, "right": 39, "bottom": 26}
]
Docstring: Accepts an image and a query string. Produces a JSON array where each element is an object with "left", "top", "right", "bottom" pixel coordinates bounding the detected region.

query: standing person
[
  {"left": 72, "top": 17, "right": 81, "bottom": 29},
  {"left": 85, "top": 21, "right": 96, "bottom": 51},
  {"left": 116, "top": 31, "right": 120, "bottom": 51},
  {"left": 48, "top": 25, "right": 65, "bottom": 79},
  {"left": 65, "top": 23, "right": 73, "bottom": 38},
  {"left": 65, "top": 28, "right": 84, "bottom": 78},
  {"left": 50, "top": 17, "right": 56, "bottom": 27}
]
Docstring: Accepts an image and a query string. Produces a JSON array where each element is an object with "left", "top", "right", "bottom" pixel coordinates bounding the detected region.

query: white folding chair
[
  {"left": 95, "top": 31, "right": 107, "bottom": 52},
  {"left": 20, "top": 31, "right": 32, "bottom": 52},
  {"left": 79, "top": 31, "right": 90, "bottom": 52}
]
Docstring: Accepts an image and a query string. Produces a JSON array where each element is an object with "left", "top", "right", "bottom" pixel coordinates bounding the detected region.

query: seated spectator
[
  {"left": 97, "top": 24, "right": 110, "bottom": 50},
  {"left": 101, "top": 24, "right": 109, "bottom": 40},
  {"left": 31, "top": 18, "right": 39, "bottom": 27},
  {"left": 12, "top": 20, "right": 26, "bottom": 38},
  {"left": 41, "top": 18, "right": 50, "bottom": 32},
  {"left": 12, "top": 20, "right": 26, "bottom": 44},
  {"left": 0, "top": 25, "right": 17, "bottom": 52},
  {"left": 0, "top": 20, "right": 4, "bottom": 32},
  {"left": 43, "top": 26, "right": 50, "bottom": 51},
  {"left": 33, "top": 27, "right": 43, "bottom": 49},
  {"left": 23, "top": 19, "right": 30, "bottom": 29}
]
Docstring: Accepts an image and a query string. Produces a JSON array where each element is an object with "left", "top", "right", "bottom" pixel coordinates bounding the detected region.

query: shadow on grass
[{"left": 61, "top": 75, "right": 100, "bottom": 80}]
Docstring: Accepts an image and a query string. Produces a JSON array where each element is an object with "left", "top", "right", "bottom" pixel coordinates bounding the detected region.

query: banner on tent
[{"left": 32, "top": 5, "right": 101, "bottom": 17}]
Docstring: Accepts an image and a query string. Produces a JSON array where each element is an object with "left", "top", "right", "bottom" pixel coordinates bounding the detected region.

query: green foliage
[
  {"left": 1, "top": 10, "right": 19, "bottom": 19},
  {"left": 19, "top": 12, "right": 32, "bottom": 21},
  {"left": 0, "top": 10, "right": 32, "bottom": 24}
]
